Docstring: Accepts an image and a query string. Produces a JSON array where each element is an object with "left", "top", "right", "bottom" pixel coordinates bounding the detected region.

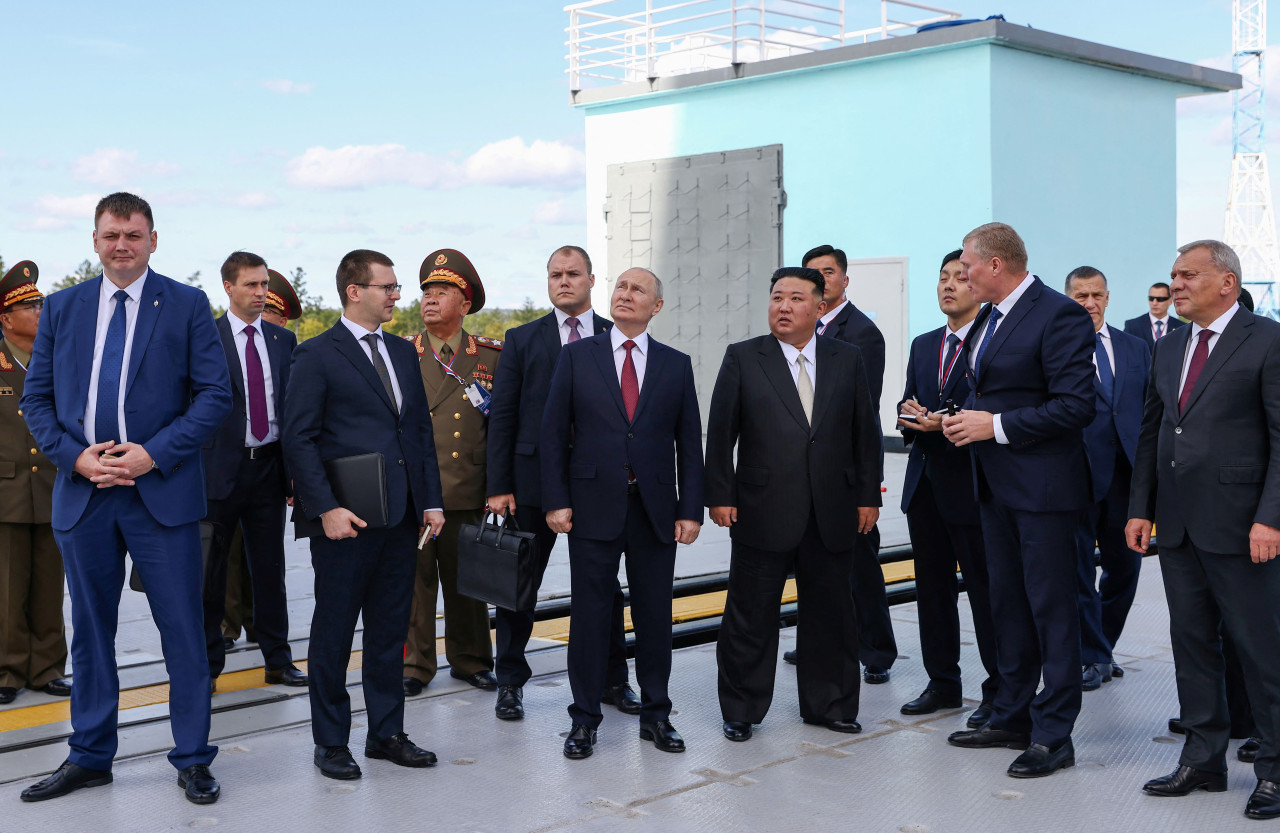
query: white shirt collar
[
  {"left": 555, "top": 307, "right": 594, "bottom": 328},
  {"left": 100, "top": 268, "right": 149, "bottom": 305},
  {"left": 1096, "top": 324, "right": 1111, "bottom": 340},
  {"left": 610, "top": 326, "right": 648, "bottom": 353},
  {"left": 820, "top": 298, "right": 849, "bottom": 326},
  {"left": 948, "top": 318, "right": 976, "bottom": 341},
  {"left": 339, "top": 314, "right": 386, "bottom": 340},
  {"left": 993, "top": 274, "right": 1036, "bottom": 317},
  {"left": 776, "top": 336, "right": 817, "bottom": 366},
  {"left": 1190, "top": 302, "right": 1241, "bottom": 340},
  {"left": 1150, "top": 312, "right": 1170, "bottom": 325},
  {"left": 230, "top": 313, "right": 264, "bottom": 336}
]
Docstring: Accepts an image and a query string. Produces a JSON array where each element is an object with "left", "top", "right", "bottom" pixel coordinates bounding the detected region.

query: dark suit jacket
[
  {"left": 962, "top": 277, "right": 1096, "bottom": 513},
  {"left": 541, "top": 332, "right": 704, "bottom": 544},
  {"left": 203, "top": 314, "right": 296, "bottom": 501},
  {"left": 282, "top": 321, "right": 443, "bottom": 534},
  {"left": 1129, "top": 307, "right": 1280, "bottom": 554},
  {"left": 487, "top": 311, "right": 611, "bottom": 507},
  {"left": 822, "top": 300, "right": 885, "bottom": 412},
  {"left": 20, "top": 272, "right": 232, "bottom": 530},
  {"left": 898, "top": 325, "right": 978, "bottom": 525},
  {"left": 705, "top": 335, "right": 882, "bottom": 553},
  {"left": 1083, "top": 325, "right": 1149, "bottom": 500},
  {"left": 1123, "top": 313, "right": 1185, "bottom": 352}
]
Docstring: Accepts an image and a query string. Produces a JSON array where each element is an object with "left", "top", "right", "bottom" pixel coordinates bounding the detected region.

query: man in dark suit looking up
[
  {"left": 1127, "top": 240, "right": 1280, "bottom": 820},
  {"left": 1064, "top": 266, "right": 1150, "bottom": 692},
  {"left": 19, "top": 192, "right": 232, "bottom": 804},
  {"left": 1124, "top": 282, "right": 1184, "bottom": 351},
  {"left": 708, "top": 267, "right": 882, "bottom": 742},
  {"left": 784, "top": 245, "right": 896, "bottom": 685},
  {"left": 485, "top": 246, "right": 638, "bottom": 721},
  {"left": 942, "top": 222, "right": 1096, "bottom": 778},
  {"left": 542, "top": 267, "right": 704, "bottom": 760},
  {"left": 283, "top": 249, "right": 445, "bottom": 781},
  {"left": 896, "top": 250, "right": 1000, "bottom": 726},
  {"left": 201, "top": 251, "right": 307, "bottom": 692}
]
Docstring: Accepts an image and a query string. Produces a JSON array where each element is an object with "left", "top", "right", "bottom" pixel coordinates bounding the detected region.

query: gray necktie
[
  {"left": 796, "top": 354, "right": 814, "bottom": 424},
  {"left": 363, "top": 333, "right": 398, "bottom": 413}
]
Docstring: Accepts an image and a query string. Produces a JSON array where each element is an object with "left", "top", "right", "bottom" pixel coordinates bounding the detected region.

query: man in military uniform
[
  {"left": 0, "top": 261, "right": 70, "bottom": 703},
  {"left": 402, "top": 249, "right": 500, "bottom": 695},
  {"left": 222, "top": 268, "right": 303, "bottom": 648}
]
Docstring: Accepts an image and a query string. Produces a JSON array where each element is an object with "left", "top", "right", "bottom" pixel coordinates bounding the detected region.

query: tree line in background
[{"left": 0, "top": 254, "right": 549, "bottom": 343}]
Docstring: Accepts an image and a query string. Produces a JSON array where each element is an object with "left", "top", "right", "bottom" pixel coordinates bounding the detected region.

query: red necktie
[
  {"left": 621, "top": 339, "right": 639, "bottom": 421},
  {"left": 566, "top": 317, "right": 582, "bottom": 343},
  {"left": 245, "top": 324, "right": 269, "bottom": 441},
  {"left": 1178, "top": 329, "right": 1213, "bottom": 414}
]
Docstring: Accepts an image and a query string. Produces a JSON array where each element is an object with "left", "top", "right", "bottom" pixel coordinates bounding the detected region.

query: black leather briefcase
[
  {"left": 457, "top": 512, "right": 539, "bottom": 612},
  {"left": 128, "top": 520, "right": 217, "bottom": 593}
]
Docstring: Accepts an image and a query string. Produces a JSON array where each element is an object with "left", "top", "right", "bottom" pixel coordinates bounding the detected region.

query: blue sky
[{"left": 0, "top": 1, "right": 1272, "bottom": 307}]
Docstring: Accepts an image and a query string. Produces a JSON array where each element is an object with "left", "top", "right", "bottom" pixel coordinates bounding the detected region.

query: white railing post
[
  {"left": 569, "top": 8, "right": 580, "bottom": 89},
  {"left": 646, "top": 0, "right": 655, "bottom": 79},
  {"left": 758, "top": 0, "right": 766, "bottom": 60},
  {"left": 731, "top": 0, "right": 739, "bottom": 64}
]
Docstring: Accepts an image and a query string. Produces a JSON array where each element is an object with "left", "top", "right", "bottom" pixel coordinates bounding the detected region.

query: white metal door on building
[{"left": 846, "top": 257, "right": 908, "bottom": 437}]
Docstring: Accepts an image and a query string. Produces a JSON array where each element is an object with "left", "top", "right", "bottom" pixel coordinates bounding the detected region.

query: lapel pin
[{"left": 153, "top": 300, "right": 159, "bottom": 307}]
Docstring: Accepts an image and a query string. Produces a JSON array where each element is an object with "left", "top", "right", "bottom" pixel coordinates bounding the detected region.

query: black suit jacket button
[
  {"left": 398, "top": 428, "right": 404, "bottom": 434},
  {"left": 975, "top": 392, "right": 982, "bottom": 398},
  {"left": 627, "top": 433, "right": 634, "bottom": 439},
  {"left": 399, "top": 459, "right": 405, "bottom": 466},
  {"left": 1174, "top": 427, "right": 1182, "bottom": 435}
]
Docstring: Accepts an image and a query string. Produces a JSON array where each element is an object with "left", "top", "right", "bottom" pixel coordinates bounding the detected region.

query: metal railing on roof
[{"left": 565, "top": 0, "right": 962, "bottom": 90}]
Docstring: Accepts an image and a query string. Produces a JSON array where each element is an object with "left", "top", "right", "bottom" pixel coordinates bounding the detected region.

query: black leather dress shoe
[
  {"left": 1081, "top": 663, "right": 1112, "bottom": 691},
  {"left": 495, "top": 685, "right": 524, "bottom": 720},
  {"left": 901, "top": 690, "right": 963, "bottom": 715},
  {"left": 783, "top": 650, "right": 798, "bottom": 666},
  {"left": 947, "top": 724, "right": 1031, "bottom": 749},
  {"left": 1239, "top": 737, "right": 1261, "bottom": 764},
  {"left": 723, "top": 721, "right": 753, "bottom": 742},
  {"left": 20, "top": 761, "right": 112, "bottom": 802},
  {"left": 0, "top": 686, "right": 18, "bottom": 704},
  {"left": 314, "top": 745, "right": 362, "bottom": 780},
  {"left": 264, "top": 665, "right": 308, "bottom": 687},
  {"left": 1168, "top": 717, "right": 1185, "bottom": 735},
  {"left": 1111, "top": 664, "right": 1125, "bottom": 678},
  {"left": 967, "top": 702, "right": 995, "bottom": 729},
  {"left": 1247, "top": 780, "right": 1280, "bottom": 820},
  {"left": 450, "top": 668, "right": 498, "bottom": 690},
  {"left": 563, "top": 725, "right": 597, "bottom": 759},
  {"left": 403, "top": 677, "right": 425, "bottom": 697},
  {"left": 1142, "top": 765, "right": 1227, "bottom": 796},
  {"left": 863, "top": 666, "right": 890, "bottom": 685},
  {"left": 365, "top": 732, "right": 437, "bottom": 767},
  {"left": 603, "top": 682, "right": 642, "bottom": 715},
  {"left": 177, "top": 764, "right": 220, "bottom": 804},
  {"left": 639, "top": 720, "right": 685, "bottom": 752},
  {"left": 38, "top": 678, "right": 72, "bottom": 697},
  {"left": 803, "top": 717, "right": 862, "bottom": 734},
  {"left": 1008, "top": 740, "right": 1074, "bottom": 778}
]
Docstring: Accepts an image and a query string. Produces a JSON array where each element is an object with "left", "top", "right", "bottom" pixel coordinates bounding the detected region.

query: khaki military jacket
[
  {"left": 406, "top": 328, "right": 501, "bottom": 510},
  {"left": 0, "top": 338, "right": 54, "bottom": 523}
]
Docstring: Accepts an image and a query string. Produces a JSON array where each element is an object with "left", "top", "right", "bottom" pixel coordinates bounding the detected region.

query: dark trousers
[
  {"left": 55, "top": 487, "right": 214, "bottom": 771},
  {"left": 1160, "top": 537, "right": 1280, "bottom": 781},
  {"left": 906, "top": 477, "right": 999, "bottom": 703},
  {"left": 221, "top": 525, "right": 255, "bottom": 642},
  {"left": 203, "top": 454, "right": 292, "bottom": 677},
  {"left": 980, "top": 498, "right": 1082, "bottom": 747},
  {"left": 493, "top": 503, "right": 629, "bottom": 689},
  {"left": 0, "top": 521, "right": 67, "bottom": 689},
  {"left": 308, "top": 518, "right": 417, "bottom": 747},
  {"left": 718, "top": 510, "right": 860, "bottom": 725},
  {"left": 1077, "top": 454, "right": 1141, "bottom": 665},
  {"left": 566, "top": 493, "right": 674, "bottom": 728},
  {"left": 852, "top": 524, "right": 898, "bottom": 669}
]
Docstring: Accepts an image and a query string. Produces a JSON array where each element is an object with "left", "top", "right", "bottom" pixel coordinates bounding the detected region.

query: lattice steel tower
[{"left": 1225, "top": 0, "right": 1279, "bottom": 312}]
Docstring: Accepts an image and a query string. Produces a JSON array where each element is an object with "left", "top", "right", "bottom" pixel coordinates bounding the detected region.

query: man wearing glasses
[{"left": 1124, "top": 282, "right": 1184, "bottom": 351}]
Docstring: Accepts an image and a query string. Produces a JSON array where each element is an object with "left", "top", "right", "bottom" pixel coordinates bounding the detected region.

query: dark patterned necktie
[
  {"left": 1178, "top": 329, "right": 1213, "bottom": 414},
  {"left": 245, "top": 325, "right": 269, "bottom": 441},
  {"left": 621, "top": 340, "right": 639, "bottom": 421},
  {"left": 363, "top": 333, "right": 398, "bottom": 413}
]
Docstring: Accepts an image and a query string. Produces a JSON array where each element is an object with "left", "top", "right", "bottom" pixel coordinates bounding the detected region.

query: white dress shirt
[
  {"left": 1179, "top": 302, "right": 1241, "bottom": 396},
  {"left": 339, "top": 315, "right": 403, "bottom": 409},
  {"left": 1094, "top": 324, "right": 1115, "bottom": 378},
  {"left": 555, "top": 307, "right": 596, "bottom": 346},
  {"left": 817, "top": 299, "right": 849, "bottom": 335},
  {"left": 1149, "top": 313, "right": 1172, "bottom": 339},
  {"left": 969, "top": 273, "right": 1036, "bottom": 445},
  {"left": 940, "top": 319, "right": 976, "bottom": 389},
  {"left": 229, "top": 313, "right": 279, "bottom": 446},
  {"left": 776, "top": 336, "right": 818, "bottom": 391},
  {"left": 84, "top": 270, "right": 149, "bottom": 445},
  {"left": 610, "top": 327, "right": 649, "bottom": 390}
]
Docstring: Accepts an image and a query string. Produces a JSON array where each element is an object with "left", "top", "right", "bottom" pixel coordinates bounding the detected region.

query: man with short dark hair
[
  {"left": 283, "top": 249, "right": 445, "bottom": 780},
  {"left": 1124, "top": 282, "right": 1184, "bottom": 350},
  {"left": 708, "top": 267, "right": 881, "bottom": 742},
  {"left": 1128, "top": 240, "right": 1280, "bottom": 819},
  {"left": 201, "top": 251, "right": 306, "bottom": 692},
  {"left": 20, "top": 192, "right": 232, "bottom": 804},
  {"left": 1063, "top": 266, "right": 1149, "bottom": 692}
]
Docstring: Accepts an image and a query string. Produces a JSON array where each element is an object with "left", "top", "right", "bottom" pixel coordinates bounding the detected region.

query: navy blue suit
[
  {"left": 899, "top": 325, "right": 999, "bottom": 703},
  {"left": 282, "top": 321, "right": 443, "bottom": 747},
  {"left": 1123, "top": 313, "right": 1184, "bottom": 353},
  {"left": 541, "top": 331, "right": 704, "bottom": 728},
  {"left": 200, "top": 314, "right": 297, "bottom": 678},
  {"left": 485, "top": 311, "right": 630, "bottom": 690},
  {"left": 21, "top": 271, "right": 232, "bottom": 772},
  {"left": 1076, "top": 325, "right": 1149, "bottom": 666},
  {"left": 961, "top": 277, "right": 1096, "bottom": 747}
]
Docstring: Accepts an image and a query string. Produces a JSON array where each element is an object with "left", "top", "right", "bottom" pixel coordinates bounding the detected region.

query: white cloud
[
  {"left": 14, "top": 216, "right": 72, "bottom": 232},
  {"left": 230, "top": 191, "right": 279, "bottom": 209},
  {"left": 285, "top": 143, "right": 461, "bottom": 189},
  {"left": 71, "top": 148, "right": 180, "bottom": 187},
  {"left": 464, "top": 137, "right": 585, "bottom": 189},
  {"left": 31, "top": 193, "right": 99, "bottom": 219},
  {"left": 533, "top": 199, "right": 586, "bottom": 225},
  {"left": 260, "top": 79, "right": 315, "bottom": 95}
]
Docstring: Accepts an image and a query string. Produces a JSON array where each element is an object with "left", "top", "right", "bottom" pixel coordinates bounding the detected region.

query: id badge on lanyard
[{"left": 434, "top": 345, "right": 491, "bottom": 417}]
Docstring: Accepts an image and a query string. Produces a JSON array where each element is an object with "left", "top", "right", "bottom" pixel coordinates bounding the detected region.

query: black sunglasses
[{"left": 1148, "top": 295, "right": 1170, "bottom": 302}]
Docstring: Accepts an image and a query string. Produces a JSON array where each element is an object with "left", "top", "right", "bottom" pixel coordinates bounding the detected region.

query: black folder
[{"left": 294, "top": 452, "right": 388, "bottom": 538}]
